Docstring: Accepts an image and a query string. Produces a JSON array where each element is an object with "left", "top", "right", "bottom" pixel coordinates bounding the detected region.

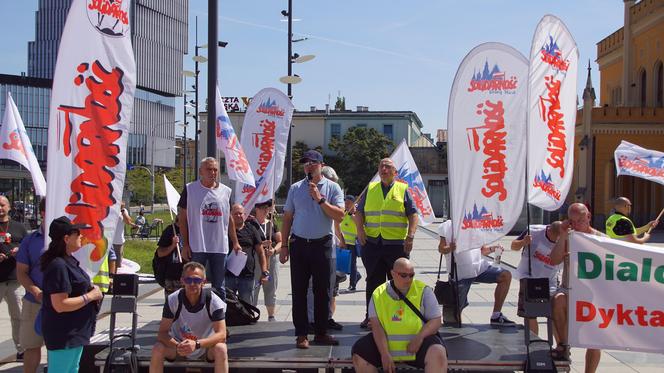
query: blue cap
[
  {"left": 300, "top": 150, "right": 323, "bottom": 163},
  {"left": 345, "top": 195, "right": 356, "bottom": 202}
]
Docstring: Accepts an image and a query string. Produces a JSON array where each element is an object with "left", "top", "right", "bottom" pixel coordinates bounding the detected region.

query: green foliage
[
  {"left": 122, "top": 239, "right": 157, "bottom": 274},
  {"left": 335, "top": 96, "right": 346, "bottom": 111},
  {"left": 126, "top": 168, "right": 185, "bottom": 205},
  {"left": 329, "top": 127, "right": 392, "bottom": 195}
]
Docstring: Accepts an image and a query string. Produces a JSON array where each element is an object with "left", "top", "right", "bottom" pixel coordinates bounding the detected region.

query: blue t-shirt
[
  {"left": 284, "top": 177, "right": 344, "bottom": 239},
  {"left": 42, "top": 256, "right": 98, "bottom": 350},
  {"left": 15, "top": 228, "right": 45, "bottom": 304}
]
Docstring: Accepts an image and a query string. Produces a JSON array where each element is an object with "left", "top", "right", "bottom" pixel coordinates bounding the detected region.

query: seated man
[
  {"left": 511, "top": 222, "right": 562, "bottom": 336},
  {"left": 437, "top": 220, "right": 515, "bottom": 326},
  {"left": 150, "top": 262, "right": 228, "bottom": 373},
  {"left": 352, "top": 258, "right": 447, "bottom": 373}
]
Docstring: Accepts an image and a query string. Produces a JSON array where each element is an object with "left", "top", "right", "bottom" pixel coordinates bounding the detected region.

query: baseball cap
[
  {"left": 49, "top": 216, "right": 86, "bottom": 241},
  {"left": 299, "top": 150, "right": 323, "bottom": 164},
  {"left": 344, "top": 195, "right": 356, "bottom": 202}
]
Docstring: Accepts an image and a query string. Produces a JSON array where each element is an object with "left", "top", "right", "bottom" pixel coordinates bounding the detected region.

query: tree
[{"left": 329, "top": 127, "right": 392, "bottom": 195}]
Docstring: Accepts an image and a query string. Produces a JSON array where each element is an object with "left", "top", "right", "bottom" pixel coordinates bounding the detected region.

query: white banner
[
  {"left": 614, "top": 140, "right": 664, "bottom": 186},
  {"left": 447, "top": 43, "right": 528, "bottom": 251},
  {"left": 370, "top": 139, "right": 434, "bottom": 225},
  {"left": 163, "top": 174, "right": 180, "bottom": 215},
  {"left": 215, "top": 85, "right": 255, "bottom": 186},
  {"left": 527, "top": 15, "right": 579, "bottom": 210},
  {"left": 0, "top": 93, "right": 46, "bottom": 196},
  {"left": 45, "top": 0, "right": 136, "bottom": 281},
  {"left": 569, "top": 232, "right": 664, "bottom": 353},
  {"left": 236, "top": 88, "right": 294, "bottom": 213}
]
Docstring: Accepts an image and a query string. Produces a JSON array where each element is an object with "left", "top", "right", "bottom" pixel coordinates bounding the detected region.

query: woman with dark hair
[{"left": 40, "top": 216, "right": 103, "bottom": 372}]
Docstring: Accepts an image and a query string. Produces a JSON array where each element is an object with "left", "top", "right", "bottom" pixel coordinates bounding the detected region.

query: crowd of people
[{"left": 0, "top": 152, "right": 658, "bottom": 373}]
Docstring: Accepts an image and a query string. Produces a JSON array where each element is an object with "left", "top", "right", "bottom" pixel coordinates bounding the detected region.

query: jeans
[
  {"left": 225, "top": 274, "right": 255, "bottom": 305},
  {"left": 348, "top": 244, "right": 361, "bottom": 287},
  {"left": 191, "top": 252, "right": 227, "bottom": 300}
]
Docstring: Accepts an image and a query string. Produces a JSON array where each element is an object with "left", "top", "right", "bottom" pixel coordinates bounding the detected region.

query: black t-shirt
[
  {"left": 247, "top": 217, "right": 279, "bottom": 245},
  {"left": 156, "top": 224, "right": 184, "bottom": 281},
  {"left": 42, "top": 256, "right": 98, "bottom": 350},
  {"left": 228, "top": 223, "right": 262, "bottom": 278},
  {"left": 0, "top": 220, "right": 28, "bottom": 282}
]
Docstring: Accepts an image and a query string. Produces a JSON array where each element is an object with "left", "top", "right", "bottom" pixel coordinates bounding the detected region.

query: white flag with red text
[
  {"left": 527, "top": 15, "right": 579, "bottom": 211},
  {"left": 214, "top": 85, "right": 255, "bottom": 186},
  {"left": 614, "top": 141, "right": 664, "bottom": 186},
  {"left": 235, "top": 88, "right": 294, "bottom": 213},
  {"left": 45, "top": 0, "right": 136, "bottom": 285},
  {"left": 447, "top": 43, "right": 528, "bottom": 251},
  {"left": 0, "top": 93, "right": 46, "bottom": 196},
  {"left": 369, "top": 139, "right": 434, "bottom": 225}
]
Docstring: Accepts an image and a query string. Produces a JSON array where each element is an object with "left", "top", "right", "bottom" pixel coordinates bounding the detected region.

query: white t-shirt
[
  {"left": 112, "top": 208, "right": 128, "bottom": 245},
  {"left": 437, "top": 220, "right": 491, "bottom": 281},
  {"left": 186, "top": 181, "right": 231, "bottom": 254},
  {"left": 515, "top": 225, "right": 561, "bottom": 294}
]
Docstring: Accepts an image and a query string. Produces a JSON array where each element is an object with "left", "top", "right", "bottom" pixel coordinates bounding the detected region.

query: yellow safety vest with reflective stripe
[
  {"left": 605, "top": 213, "right": 635, "bottom": 239},
  {"left": 92, "top": 254, "right": 111, "bottom": 293},
  {"left": 373, "top": 280, "right": 427, "bottom": 361},
  {"left": 364, "top": 181, "right": 409, "bottom": 240},
  {"left": 340, "top": 213, "right": 357, "bottom": 245}
]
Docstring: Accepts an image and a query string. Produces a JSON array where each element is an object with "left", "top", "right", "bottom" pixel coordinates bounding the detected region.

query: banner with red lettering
[
  {"left": 236, "top": 88, "right": 294, "bottom": 214},
  {"left": 214, "top": 84, "right": 255, "bottom": 186},
  {"left": 45, "top": 0, "right": 136, "bottom": 284},
  {"left": 447, "top": 43, "right": 528, "bottom": 251},
  {"left": 369, "top": 139, "right": 434, "bottom": 225},
  {"left": 614, "top": 141, "right": 664, "bottom": 186},
  {"left": 0, "top": 93, "right": 47, "bottom": 196},
  {"left": 527, "top": 15, "right": 578, "bottom": 211},
  {"left": 569, "top": 232, "right": 664, "bottom": 353}
]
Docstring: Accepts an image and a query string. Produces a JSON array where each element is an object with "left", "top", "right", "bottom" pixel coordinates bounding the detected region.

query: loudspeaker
[
  {"left": 518, "top": 278, "right": 551, "bottom": 318},
  {"left": 112, "top": 274, "right": 139, "bottom": 297}
]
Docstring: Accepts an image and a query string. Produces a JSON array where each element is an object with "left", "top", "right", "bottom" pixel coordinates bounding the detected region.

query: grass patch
[{"left": 122, "top": 239, "right": 157, "bottom": 274}]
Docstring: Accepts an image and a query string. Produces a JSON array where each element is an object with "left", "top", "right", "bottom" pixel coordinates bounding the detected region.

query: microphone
[{"left": 306, "top": 172, "right": 312, "bottom": 181}]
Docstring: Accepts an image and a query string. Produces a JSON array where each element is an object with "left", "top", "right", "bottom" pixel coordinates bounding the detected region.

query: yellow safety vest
[
  {"left": 605, "top": 213, "right": 635, "bottom": 239},
  {"left": 373, "top": 280, "right": 427, "bottom": 361},
  {"left": 92, "top": 253, "right": 111, "bottom": 293},
  {"left": 364, "top": 181, "right": 409, "bottom": 240},
  {"left": 340, "top": 213, "right": 357, "bottom": 245}
]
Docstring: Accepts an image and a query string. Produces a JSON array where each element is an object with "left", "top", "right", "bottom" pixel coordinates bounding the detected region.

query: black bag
[
  {"left": 433, "top": 252, "right": 461, "bottom": 327},
  {"left": 224, "top": 288, "right": 260, "bottom": 326},
  {"left": 152, "top": 251, "right": 183, "bottom": 288}
]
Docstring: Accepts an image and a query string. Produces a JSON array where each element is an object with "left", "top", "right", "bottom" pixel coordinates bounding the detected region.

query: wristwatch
[
  {"left": 318, "top": 197, "right": 326, "bottom": 205},
  {"left": 262, "top": 271, "right": 270, "bottom": 277},
  {"left": 406, "top": 234, "right": 415, "bottom": 240},
  {"left": 195, "top": 340, "right": 201, "bottom": 349}
]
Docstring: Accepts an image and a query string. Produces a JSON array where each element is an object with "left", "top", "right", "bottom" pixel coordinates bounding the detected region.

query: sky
[{"left": 1, "top": 0, "right": 624, "bottom": 138}]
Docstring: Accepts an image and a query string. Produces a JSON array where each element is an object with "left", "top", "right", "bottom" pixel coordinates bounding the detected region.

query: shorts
[
  {"left": 351, "top": 333, "right": 445, "bottom": 369},
  {"left": 165, "top": 348, "right": 214, "bottom": 363},
  {"left": 457, "top": 265, "right": 507, "bottom": 309},
  {"left": 20, "top": 300, "right": 43, "bottom": 349}
]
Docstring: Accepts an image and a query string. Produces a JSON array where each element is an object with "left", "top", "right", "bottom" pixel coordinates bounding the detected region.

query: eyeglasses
[
  {"left": 395, "top": 272, "right": 415, "bottom": 279},
  {"left": 183, "top": 277, "right": 204, "bottom": 285}
]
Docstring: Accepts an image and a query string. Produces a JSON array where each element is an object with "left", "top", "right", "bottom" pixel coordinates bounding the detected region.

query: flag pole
[{"left": 647, "top": 207, "right": 664, "bottom": 234}]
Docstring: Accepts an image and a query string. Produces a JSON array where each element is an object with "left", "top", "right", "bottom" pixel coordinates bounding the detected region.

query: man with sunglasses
[
  {"left": 280, "top": 150, "right": 345, "bottom": 349},
  {"left": 354, "top": 158, "right": 419, "bottom": 329},
  {"left": 352, "top": 258, "right": 447, "bottom": 373},
  {"left": 151, "top": 262, "right": 228, "bottom": 373}
]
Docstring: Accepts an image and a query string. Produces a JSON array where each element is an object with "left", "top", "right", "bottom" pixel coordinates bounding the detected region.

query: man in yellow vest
[
  {"left": 355, "top": 158, "right": 419, "bottom": 329},
  {"left": 335, "top": 195, "right": 362, "bottom": 291},
  {"left": 605, "top": 197, "right": 657, "bottom": 244},
  {"left": 352, "top": 258, "right": 447, "bottom": 373}
]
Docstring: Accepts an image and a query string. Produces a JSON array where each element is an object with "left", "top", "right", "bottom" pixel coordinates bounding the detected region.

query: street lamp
[
  {"left": 148, "top": 120, "right": 181, "bottom": 212},
  {"left": 280, "top": 0, "right": 315, "bottom": 188}
]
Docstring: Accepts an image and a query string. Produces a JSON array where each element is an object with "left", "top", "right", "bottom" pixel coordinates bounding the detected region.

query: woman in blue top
[{"left": 40, "top": 216, "right": 103, "bottom": 372}]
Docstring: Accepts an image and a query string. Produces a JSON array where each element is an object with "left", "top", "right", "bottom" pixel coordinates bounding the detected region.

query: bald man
[
  {"left": 605, "top": 197, "right": 658, "bottom": 244},
  {"left": 352, "top": 258, "right": 447, "bottom": 373},
  {"left": 511, "top": 221, "right": 563, "bottom": 336},
  {"left": 549, "top": 203, "right": 603, "bottom": 372}
]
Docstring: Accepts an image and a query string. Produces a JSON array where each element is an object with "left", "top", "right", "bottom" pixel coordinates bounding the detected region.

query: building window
[
  {"left": 330, "top": 123, "right": 341, "bottom": 140},
  {"left": 640, "top": 69, "right": 647, "bottom": 107},
  {"left": 655, "top": 61, "right": 663, "bottom": 107},
  {"left": 383, "top": 124, "right": 393, "bottom": 141}
]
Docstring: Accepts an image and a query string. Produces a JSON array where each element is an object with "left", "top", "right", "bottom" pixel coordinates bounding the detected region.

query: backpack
[{"left": 224, "top": 288, "right": 260, "bottom": 326}]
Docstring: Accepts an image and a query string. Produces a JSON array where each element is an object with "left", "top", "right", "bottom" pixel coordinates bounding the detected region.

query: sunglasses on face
[
  {"left": 395, "top": 272, "right": 415, "bottom": 279},
  {"left": 183, "top": 277, "right": 204, "bottom": 285}
]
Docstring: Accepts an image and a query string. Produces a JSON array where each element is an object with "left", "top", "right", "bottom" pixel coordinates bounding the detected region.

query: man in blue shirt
[
  {"left": 280, "top": 150, "right": 345, "bottom": 349},
  {"left": 16, "top": 199, "right": 46, "bottom": 372}
]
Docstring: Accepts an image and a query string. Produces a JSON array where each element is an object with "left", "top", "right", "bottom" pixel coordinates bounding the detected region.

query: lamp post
[{"left": 148, "top": 120, "right": 181, "bottom": 212}]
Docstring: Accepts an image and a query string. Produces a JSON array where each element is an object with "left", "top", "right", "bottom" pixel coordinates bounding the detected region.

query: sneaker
[
  {"left": 360, "top": 317, "right": 370, "bottom": 329},
  {"left": 347, "top": 286, "right": 356, "bottom": 292},
  {"left": 15, "top": 352, "right": 23, "bottom": 362},
  {"left": 313, "top": 334, "right": 339, "bottom": 346},
  {"left": 490, "top": 313, "right": 517, "bottom": 327},
  {"left": 268, "top": 315, "right": 276, "bottom": 322},
  {"left": 327, "top": 318, "right": 343, "bottom": 330},
  {"left": 296, "top": 335, "right": 309, "bottom": 349}
]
